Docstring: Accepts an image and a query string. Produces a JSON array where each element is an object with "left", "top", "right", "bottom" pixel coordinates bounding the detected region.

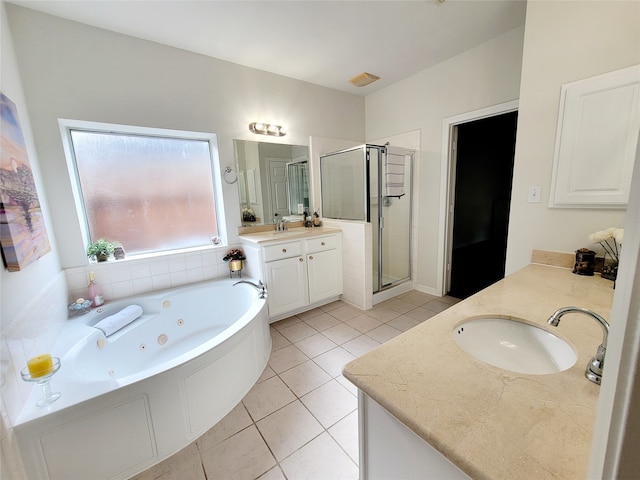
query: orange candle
[{"left": 27, "top": 354, "right": 53, "bottom": 378}]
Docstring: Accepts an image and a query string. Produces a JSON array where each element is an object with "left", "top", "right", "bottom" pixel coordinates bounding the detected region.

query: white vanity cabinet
[
  {"left": 240, "top": 230, "right": 343, "bottom": 321},
  {"left": 264, "top": 242, "right": 309, "bottom": 316},
  {"left": 306, "top": 235, "right": 342, "bottom": 304},
  {"left": 359, "top": 392, "right": 471, "bottom": 480}
]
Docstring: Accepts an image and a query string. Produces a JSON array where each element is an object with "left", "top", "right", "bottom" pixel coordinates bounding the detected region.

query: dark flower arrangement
[{"left": 223, "top": 249, "right": 246, "bottom": 262}]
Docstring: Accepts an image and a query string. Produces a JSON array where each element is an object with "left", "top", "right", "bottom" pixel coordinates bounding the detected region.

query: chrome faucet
[
  {"left": 547, "top": 306, "right": 610, "bottom": 385},
  {"left": 233, "top": 280, "right": 266, "bottom": 299}
]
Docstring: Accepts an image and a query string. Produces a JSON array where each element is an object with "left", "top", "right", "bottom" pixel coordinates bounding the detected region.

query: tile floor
[{"left": 131, "top": 291, "right": 459, "bottom": 480}]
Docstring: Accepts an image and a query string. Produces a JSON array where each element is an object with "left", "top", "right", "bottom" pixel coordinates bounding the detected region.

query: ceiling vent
[{"left": 348, "top": 72, "right": 380, "bottom": 87}]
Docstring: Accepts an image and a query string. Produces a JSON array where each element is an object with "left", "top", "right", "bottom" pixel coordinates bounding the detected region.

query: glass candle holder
[{"left": 21, "top": 357, "right": 62, "bottom": 407}]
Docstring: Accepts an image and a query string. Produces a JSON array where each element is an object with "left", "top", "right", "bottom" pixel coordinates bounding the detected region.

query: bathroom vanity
[
  {"left": 343, "top": 263, "right": 615, "bottom": 479},
  {"left": 240, "top": 227, "right": 343, "bottom": 321}
]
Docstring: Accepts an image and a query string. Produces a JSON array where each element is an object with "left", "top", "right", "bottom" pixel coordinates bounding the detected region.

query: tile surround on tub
[{"left": 65, "top": 245, "right": 241, "bottom": 304}]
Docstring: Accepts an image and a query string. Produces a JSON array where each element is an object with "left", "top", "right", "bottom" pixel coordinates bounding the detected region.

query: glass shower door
[
  {"left": 379, "top": 152, "right": 412, "bottom": 290},
  {"left": 320, "top": 146, "right": 369, "bottom": 221},
  {"left": 320, "top": 145, "right": 412, "bottom": 295}
]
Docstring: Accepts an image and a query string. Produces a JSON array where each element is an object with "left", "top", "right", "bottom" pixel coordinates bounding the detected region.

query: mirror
[{"left": 233, "top": 140, "right": 310, "bottom": 225}]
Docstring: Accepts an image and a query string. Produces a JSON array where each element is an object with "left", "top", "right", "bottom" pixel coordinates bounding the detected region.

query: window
[{"left": 61, "top": 120, "right": 220, "bottom": 256}]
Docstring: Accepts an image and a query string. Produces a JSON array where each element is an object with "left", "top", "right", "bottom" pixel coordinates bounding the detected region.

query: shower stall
[{"left": 320, "top": 145, "right": 412, "bottom": 294}]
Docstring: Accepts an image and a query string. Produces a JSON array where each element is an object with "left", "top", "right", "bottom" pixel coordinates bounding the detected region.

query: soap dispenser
[{"left": 87, "top": 271, "right": 104, "bottom": 307}]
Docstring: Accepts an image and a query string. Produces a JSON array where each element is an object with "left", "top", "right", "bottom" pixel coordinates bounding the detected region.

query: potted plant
[
  {"left": 223, "top": 248, "right": 246, "bottom": 277},
  {"left": 87, "top": 239, "right": 116, "bottom": 262}
]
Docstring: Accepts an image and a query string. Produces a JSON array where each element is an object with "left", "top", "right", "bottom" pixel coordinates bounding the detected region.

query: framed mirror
[{"left": 233, "top": 140, "right": 310, "bottom": 225}]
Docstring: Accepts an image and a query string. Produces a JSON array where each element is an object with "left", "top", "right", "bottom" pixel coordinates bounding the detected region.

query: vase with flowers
[
  {"left": 588, "top": 227, "right": 623, "bottom": 281},
  {"left": 223, "top": 249, "right": 246, "bottom": 277}
]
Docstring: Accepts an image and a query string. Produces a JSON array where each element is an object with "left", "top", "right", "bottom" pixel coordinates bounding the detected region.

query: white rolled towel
[{"left": 94, "top": 305, "right": 143, "bottom": 337}]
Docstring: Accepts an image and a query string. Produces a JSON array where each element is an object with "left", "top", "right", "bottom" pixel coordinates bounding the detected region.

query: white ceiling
[{"left": 7, "top": 0, "right": 527, "bottom": 95}]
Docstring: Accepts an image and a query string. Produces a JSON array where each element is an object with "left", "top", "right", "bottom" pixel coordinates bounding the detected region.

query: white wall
[
  {"left": 5, "top": 3, "right": 365, "bottom": 268},
  {"left": 0, "top": 3, "right": 68, "bottom": 478},
  {"left": 365, "top": 27, "right": 525, "bottom": 293},
  {"left": 505, "top": 0, "right": 640, "bottom": 273}
]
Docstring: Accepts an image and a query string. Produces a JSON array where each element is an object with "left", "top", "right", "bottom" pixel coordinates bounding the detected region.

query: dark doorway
[{"left": 448, "top": 111, "right": 518, "bottom": 299}]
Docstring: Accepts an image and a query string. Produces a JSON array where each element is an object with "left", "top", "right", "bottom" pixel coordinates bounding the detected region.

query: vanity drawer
[
  {"left": 263, "top": 241, "right": 303, "bottom": 262},
  {"left": 306, "top": 235, "right": 338, "bottom": 253}
]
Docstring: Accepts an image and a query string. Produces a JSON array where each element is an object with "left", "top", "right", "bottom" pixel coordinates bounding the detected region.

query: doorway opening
[{"left": 446, "top": 111, "right": 518, "bottom": 299}]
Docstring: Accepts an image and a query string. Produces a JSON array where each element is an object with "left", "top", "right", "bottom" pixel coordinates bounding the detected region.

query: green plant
[{"left": 87, "top": 239, "right": 116, "bottom": 261}]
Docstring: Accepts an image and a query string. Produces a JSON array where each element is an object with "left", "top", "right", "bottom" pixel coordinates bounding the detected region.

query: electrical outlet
[{"left": 528, "top": 185, "right": 542, "bottom": 203}]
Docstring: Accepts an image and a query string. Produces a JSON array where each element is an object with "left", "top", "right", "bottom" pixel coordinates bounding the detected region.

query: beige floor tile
[
  {"left": 328, "top": 411, "right": 360, "bottom": 465},
  {"left": 279, "top": 360, "right": 332, "bottom": 397},
  {"left": 440, "top": 295, "right": 462, "bottom": 305},
  {"left": 329, "top": 304, "right": 363, "bottom": 321},
  {"left": 366, "top": 324, "right": 403, "bottom": 343},
  {"left": 398, "top": 290, "right": 439, "bottom": 306},
  {"left": 294, "top": 333, "right": 338, "bottom": 358},
  {"left": 279, "top": 321, "right": 318, "bottom": 343},
  {"left": 270, "top": 329, "right": 290, "bottom": 350},
  {"left": 130, "top": 443, "right": 203, "bottom": 480},
  {"left": 197, "top": 402, "right": 253, "bottom": 451},
  {"left": 242, "top": 375, "right": 296, "bottom": 421},
  {"left": 318, "top": 300, "right": 344, "bottom": 312},
  {"left": 257, "top": 466, "right": 287, "bottom": 480},
  {"left": 312, "top": 347, "right": 356, "bottom": 378},
  {"left": 256, "top": 365, "right": 276, "bottom": 383},
  {"left": 403, "top": 306, "right": 438, "bottom": 322},
  {"left": 279, "top": 432, "right": 359, "bottom": 480},
  {"left": 424, "top": 299, "right": 454, "bottom": 314},
  {"left": 381, "top": 298, "right": 415, "bottom": 314},
  {"left": 271, "top": 316, "right": 302, "bottom": 331},
  {"left": 295, "top": 307, "right": 324, "bottom": 321},
  {"left": 366, "top": 305, "right": 402, "bottom": 322},
  {"left": 200, "top": 425, "right": 276, "bottom": 480},
  {"left": 345, "top": 313, "right": 383, "bottom": 333},
  {"left": 341, "top": 334, "right": 381, "bottom": 358},
  {"left": 301, "top": 379, "right": 357, "bottom": 428},
  {"left": 303, "top": 312, "right": 342, "bottom": 331},
  {"left": 268, "top": 344, "right": 309, "bottom": 373},
  {"left": 321, "top": 323, "right": 361, "bottom": 345},
  {"left": 256, "top": 401, "right": 323, "bottom": 461},
  {"left": 336, "top": 374, "right": 358, "bottom": 396},
  {"left": 145, "top": 456, "right": 206, "bottom": 480},
  {"left": 386, "top": 314, "right": 423, "bottom": 332}
]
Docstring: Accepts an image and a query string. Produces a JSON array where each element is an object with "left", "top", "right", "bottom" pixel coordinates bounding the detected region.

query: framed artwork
[{"left": 0, "top": 92, "right": 51, "bottom": 271}]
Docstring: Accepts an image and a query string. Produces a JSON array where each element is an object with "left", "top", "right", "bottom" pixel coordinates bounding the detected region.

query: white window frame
[{"left": 58, "top": 119, "right": 225, "bottom": 259}]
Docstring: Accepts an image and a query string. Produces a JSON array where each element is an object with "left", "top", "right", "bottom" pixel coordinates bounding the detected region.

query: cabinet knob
[
  {"left": 321, "top": 242, "right": 325, "bottom": 246},
  {"left": 299, "top": 258, "right": 303, "bottom": 262},
  {"left": 309, "top": 255, "right": 314, "bottom": 260},
  {"left": 282, "top": 248, "right": 287, "bottom": 253}
]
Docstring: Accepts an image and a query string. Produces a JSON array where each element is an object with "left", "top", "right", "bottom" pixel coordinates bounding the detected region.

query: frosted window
[{"left": 69, "top": 128, "right": 218, "bottom": 255}]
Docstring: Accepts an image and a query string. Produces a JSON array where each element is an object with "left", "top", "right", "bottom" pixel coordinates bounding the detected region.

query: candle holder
[{"left": 21, "top": 357, "right": 62, "bottom": 407}]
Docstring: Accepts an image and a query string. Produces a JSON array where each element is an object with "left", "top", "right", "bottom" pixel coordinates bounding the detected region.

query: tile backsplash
[{"left": 65, "top": 245, "right": 242, "bottom": 304}]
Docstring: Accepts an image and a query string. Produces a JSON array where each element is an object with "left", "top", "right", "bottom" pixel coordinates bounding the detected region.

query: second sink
[{"left": 453, "top": 316, "right": 577, "bottom": 375}]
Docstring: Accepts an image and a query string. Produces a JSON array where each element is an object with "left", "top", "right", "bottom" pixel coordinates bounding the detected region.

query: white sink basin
[{"left": 453, "top": 316, "right": 577, "bottom": 375}]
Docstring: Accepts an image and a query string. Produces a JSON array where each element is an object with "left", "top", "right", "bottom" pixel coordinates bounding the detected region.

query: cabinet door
[
  {"left": 307, "top": 249, "right": 343, "bottom": 304},
  {"left": 266, "top": 256, "right": 308, "bottom": 317}
]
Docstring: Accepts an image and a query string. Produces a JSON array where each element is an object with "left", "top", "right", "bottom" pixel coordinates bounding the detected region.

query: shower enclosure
[{"left": 320, "top": 145, "right": 412, "bottom": 294}]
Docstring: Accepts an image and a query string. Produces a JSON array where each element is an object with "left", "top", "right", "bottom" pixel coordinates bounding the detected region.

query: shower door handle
[{"left": 380, "top": 217, "right": 384, "bottom": 229}]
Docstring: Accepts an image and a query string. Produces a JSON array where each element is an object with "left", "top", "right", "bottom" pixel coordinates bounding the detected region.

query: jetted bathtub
[{"left": 13, "top": 277, "right": 271, "bottom": 480}]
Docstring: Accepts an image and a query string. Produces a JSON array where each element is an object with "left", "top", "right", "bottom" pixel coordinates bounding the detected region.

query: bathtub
[{"left": 14, "top": 278, "right": 271, "bottom": 480}]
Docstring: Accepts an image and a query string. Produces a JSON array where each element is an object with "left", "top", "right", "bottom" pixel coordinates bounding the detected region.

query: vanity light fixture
[{"left": 249, "top": 122, "right": 286, "bottom": 137}]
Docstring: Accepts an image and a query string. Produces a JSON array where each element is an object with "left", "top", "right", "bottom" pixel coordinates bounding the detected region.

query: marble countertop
[
  {"left": 343, "top": 264, "right": 615, "bottom": 480},
  {"left": 239, "top": 226, "right": 341, "bottom": 244}
]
